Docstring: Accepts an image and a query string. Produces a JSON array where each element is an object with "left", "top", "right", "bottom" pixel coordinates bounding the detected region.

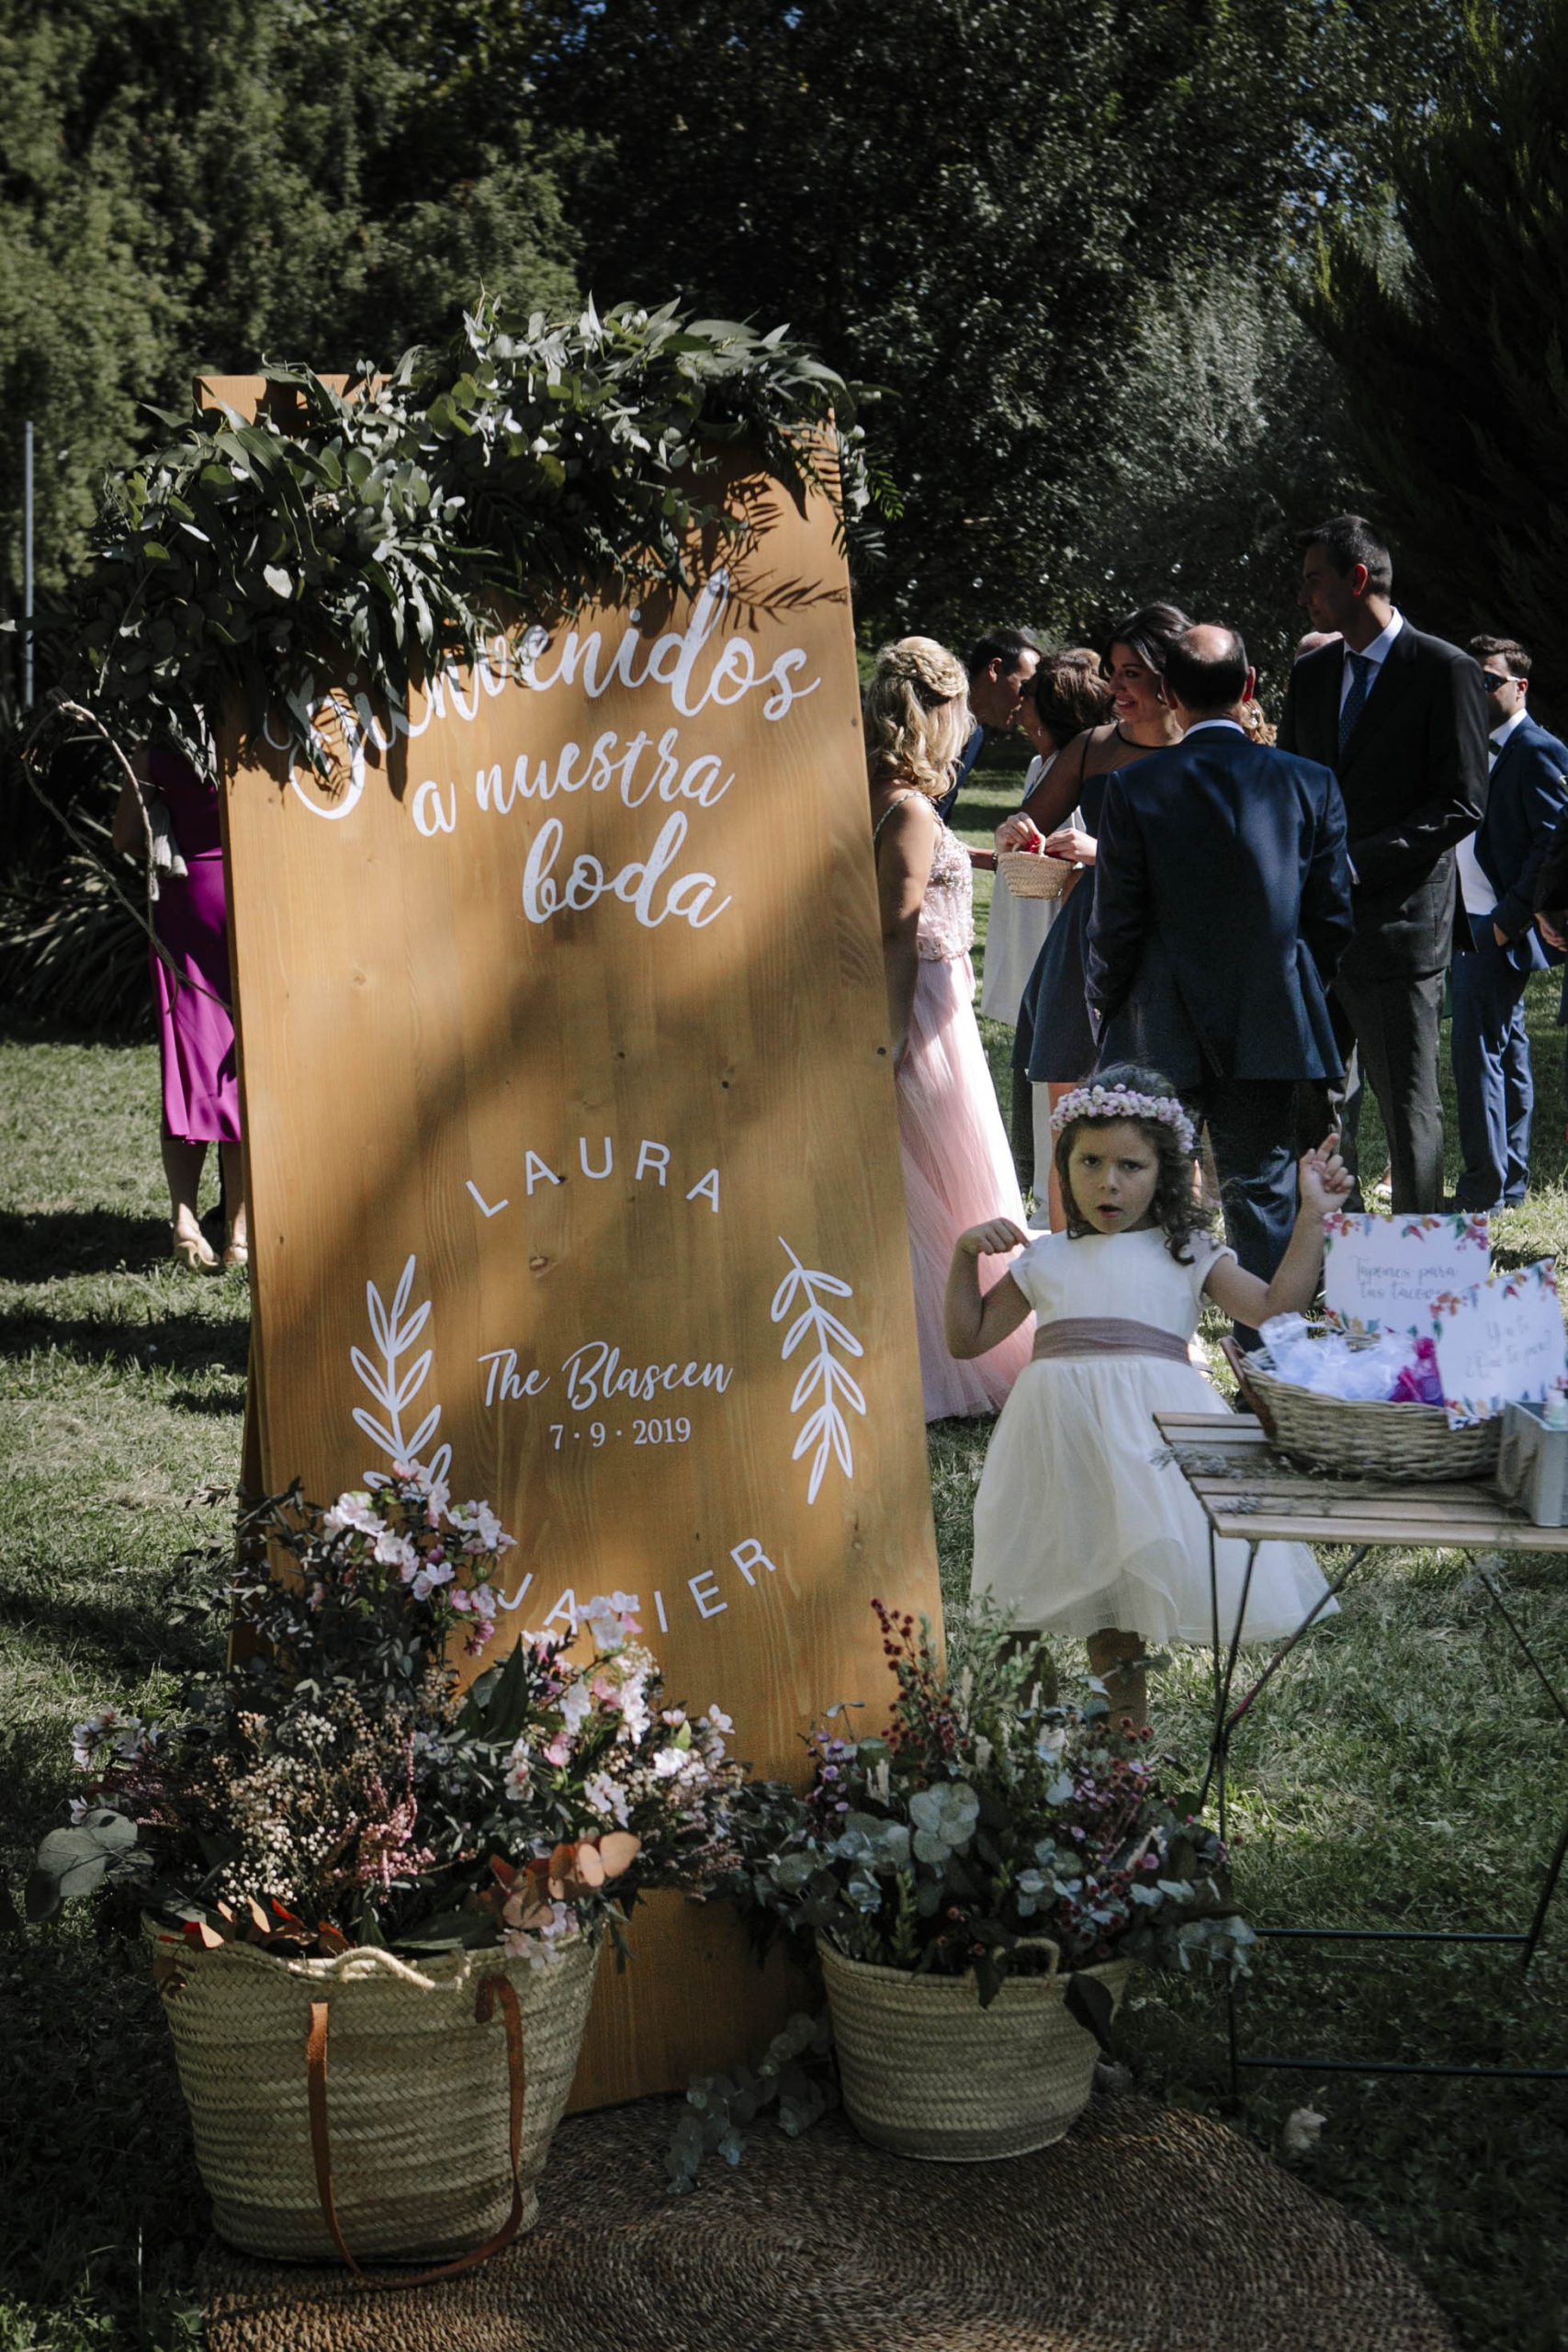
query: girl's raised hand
[
  {"left": 1298, "top": 1135, "right": 1352, "bottom": 1216},
  {"left": 956, "top": 1217, "right": 1032, "bottom": 1259}
]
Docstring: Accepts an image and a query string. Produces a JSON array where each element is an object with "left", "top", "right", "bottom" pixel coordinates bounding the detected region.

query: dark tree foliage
[
  {"left": 0, "top": 0, "right": 581, "bottom": 611},
  {"left": 529, "top": 0, "right": 1475, "bottom": 649},
  {"left": 1305, "top": 0, "right": 1568, "bottom": 714}
]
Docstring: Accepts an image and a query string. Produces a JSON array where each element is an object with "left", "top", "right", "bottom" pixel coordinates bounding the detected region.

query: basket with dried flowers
[
  {"left": 726, "top": 1600, "right": 1252, "bottom": 2162},
  {"left": 28, "top": 1467, "right": 746, "bottom": 2273}
]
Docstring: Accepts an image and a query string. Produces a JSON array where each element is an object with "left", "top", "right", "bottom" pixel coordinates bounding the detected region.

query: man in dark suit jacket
[
  {"left": 932, "top": 626, "right": 1039, "bottom": 822},
  {"left": 1278, "top": 514, "right": 1488, "bottom": 1213},
  {"left": 1449, "top": 635, "right": 1568, "bottom": 1207},
  {"left": 1087, "top": 624, "right": 1353, "bottom": 1325}
]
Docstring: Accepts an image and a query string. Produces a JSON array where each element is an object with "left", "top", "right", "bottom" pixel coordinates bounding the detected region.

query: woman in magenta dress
[
  {"left": 867, "top": 639, "right": 1032, "bottom": 1420},
  {"left": 113, "top": 743, "right": 247, "bottom": 1271}
]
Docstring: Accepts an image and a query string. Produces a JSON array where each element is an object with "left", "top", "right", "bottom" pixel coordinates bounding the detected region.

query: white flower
[
  {"left": 503, "top": 1741, "right": 532, "bottom": 1800},
  {"left": 450, "top": 1498, "right": 507, "bottom": 1553},
  {"left": 583, "top": 1770, "right": 629, "bottom": 1826},
  {"left": 374, "top": 1530, "right": 418, "bottom": 1573},
  {"left": 558, "top": 1679, "right": 593, "bottom": 1734},
  {"left": 324, "top": 1492, "right": 381, "bottom": 1538},
  {"left": 1280, "top": 2107, "right": 1326, "bottom": 2157},
  {"left": 705, "top": 1705, "right": 735, "bottom": 1738},
  {"left": 615, "top": 1672, "right": 651, "bottom": 1746},
  {"left": 71, "top": 1709, "right": 139, "bottom": 1769},
  {"left": 411, "top": 1558, "right": 455, "bottom": 1601},
  {"left": 651, "top": 1747, "right": 686, "bottom": 1780}
]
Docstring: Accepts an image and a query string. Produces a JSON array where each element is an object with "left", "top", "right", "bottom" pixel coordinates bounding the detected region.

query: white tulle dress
[
  {"left": 881, "top": 797, "right": 1032, "bottom": 1421},
  {"left": 971, "top": 1225, "right": 1337, "bottom": 1644}
]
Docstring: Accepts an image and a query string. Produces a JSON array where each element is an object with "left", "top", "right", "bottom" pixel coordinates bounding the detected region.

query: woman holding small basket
[
  {"left": 1002, "top": 605, "right": 1188, "bottom": 1226},
  {"left": 982, "top": 650, "right": 1114, "bottom": 1198}
]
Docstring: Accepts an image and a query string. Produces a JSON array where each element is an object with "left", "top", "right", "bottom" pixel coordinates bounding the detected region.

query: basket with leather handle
[
  {"left": 144, "top": 1921, "right": 599, "bottom": 2273},
  {"left": 819, "top": 1935, "right": 1132, "bottom": 2162}
]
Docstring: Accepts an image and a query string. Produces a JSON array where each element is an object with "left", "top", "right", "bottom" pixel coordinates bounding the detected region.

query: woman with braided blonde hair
[{"left": 869, "top": 638, "right": 1032, "bottom": 1419}]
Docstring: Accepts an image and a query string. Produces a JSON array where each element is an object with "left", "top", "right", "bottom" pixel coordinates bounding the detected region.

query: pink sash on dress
[{"left": 1031, "top": 1317, "right": 1191, "bottom": 1365}]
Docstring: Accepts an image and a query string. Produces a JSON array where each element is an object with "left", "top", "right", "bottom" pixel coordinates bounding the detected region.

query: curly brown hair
[{"left": 1054, "top": 1062, "right": 1213, "bottom": 1265}]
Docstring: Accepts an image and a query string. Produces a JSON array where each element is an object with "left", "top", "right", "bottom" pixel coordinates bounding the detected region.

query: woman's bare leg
[
  {"left": 163, "top": 1137, "right": 216, "bottom": 1268},
  {"left": 219, "top": 1141, "right": 248, "bottom": 1260}
]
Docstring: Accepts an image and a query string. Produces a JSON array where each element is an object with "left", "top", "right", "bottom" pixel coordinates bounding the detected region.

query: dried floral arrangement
[
  {"left": 727, "top": 1601, "right": 1253, "bottom": 2007},
  {"left": 29, "top": 1467, "right": 744, "bottom": 1965}
]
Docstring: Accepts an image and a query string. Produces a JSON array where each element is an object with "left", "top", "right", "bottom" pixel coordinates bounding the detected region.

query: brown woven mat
[{"left": 199, "top": 2091, "right": 1457, "bottom": 2352}]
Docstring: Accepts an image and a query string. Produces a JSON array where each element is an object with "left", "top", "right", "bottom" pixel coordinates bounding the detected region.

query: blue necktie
[{"left": 1338, "top": 650, "right": 1374, "bottom": 752}]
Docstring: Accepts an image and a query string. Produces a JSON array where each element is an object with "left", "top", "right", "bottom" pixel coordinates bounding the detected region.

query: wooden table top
[{"left": 1153, "top": 1412, "right": 1568, "bottom": 1553}]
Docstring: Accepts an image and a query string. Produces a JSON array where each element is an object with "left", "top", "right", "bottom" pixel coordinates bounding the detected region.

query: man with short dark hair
[
  {"left": 1279, "top": 515, "right": 1488, "bottom": 1212},
  {"left": 1088, "top": 623, "right": 1353, "bottom": 1332},
  {"left": 1449, "top": 636, "right": 1568, "bottom": 1208},
  {"left": 933, "top": 627, "right": 1040, "bottom": 821}
]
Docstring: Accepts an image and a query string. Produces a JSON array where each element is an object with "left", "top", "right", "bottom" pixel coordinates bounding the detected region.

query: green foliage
[
  {"left": 728, "top": 1601, "right": 1251, "bottom": 2007},
  {"left": 1304, "top": 0, "right": 1568, "bottom": 708},
  {"left": 0, "top": 0, "right": 581, "bottom": 624},
  {"left": 0, "top": 816, "right": 152, "bottom": 1040},
  {"left": 43, "top": 298, "right": 870, "bottom": 758},
  {"left": 531, "top": 0, "right": 1476, "bottom": 648},
  {"left": 663, "top": 2010, "right": 838, "bottom": 2195}
]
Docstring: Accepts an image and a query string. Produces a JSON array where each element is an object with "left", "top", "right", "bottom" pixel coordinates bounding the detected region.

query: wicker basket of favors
[
  {"left": 997, "top": 850, "right": 1077, "bottom": 900},
  {"left": 1238, "top": 1342, "right": 1500, "bottom": 1484}
]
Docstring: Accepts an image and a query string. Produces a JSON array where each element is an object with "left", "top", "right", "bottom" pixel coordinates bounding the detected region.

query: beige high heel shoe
[
  {"left": 172, "top": 1227, "right": 219, "bottom": 1272},
  {"left": 222, "top": 1238, "right": 250, "bottom": 1273}
]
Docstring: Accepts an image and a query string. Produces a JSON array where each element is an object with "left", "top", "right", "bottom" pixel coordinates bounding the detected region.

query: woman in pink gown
[
  {"left": 113, "top": 743, "right": 247, "bottom": 1271},
  {"left": 867, "top": 639, "right": 1032, "bottom": 1419}
]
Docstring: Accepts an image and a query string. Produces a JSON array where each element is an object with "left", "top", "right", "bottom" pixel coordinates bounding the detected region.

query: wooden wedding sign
[{"left": 211, "top": 388, "right": 942, "bottom": 2104}]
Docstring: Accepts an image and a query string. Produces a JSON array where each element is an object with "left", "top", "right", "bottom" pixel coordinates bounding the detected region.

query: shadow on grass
[
  {"left": 0, "top": 1578, "right": 227, "bottom": 1717},
  {"left": 0, "top": 1208, "right": 176, "bottom": 1281},
  {"left": 0, "top": 1307, "right": 250, "bottom": 1380}
]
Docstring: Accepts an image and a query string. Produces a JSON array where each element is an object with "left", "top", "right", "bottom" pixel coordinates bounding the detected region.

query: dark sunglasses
[{"left": 1480, "top": 672, "right": 1516, "bottom": 692}]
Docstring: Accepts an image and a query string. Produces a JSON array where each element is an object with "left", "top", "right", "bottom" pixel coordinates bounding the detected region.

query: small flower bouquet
[
  {"left": 724, "top": 1601, "right": 1249, "bottom": 2162},
  {"left": 728, "top": 1600, "right": 1250, "bottom": 2006},
  {"left": 30, "top": 1465, "right": 745, "bottom": 1963}
]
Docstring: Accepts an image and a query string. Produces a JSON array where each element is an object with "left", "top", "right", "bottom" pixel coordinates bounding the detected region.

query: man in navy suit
[
  {"left": 1279, "top": 515, "right": 1488, "bottom": 1213},
  {"left": 1087, "top": 624, "right": 1353, "bottom": 1319},
  {"left": 1450, "top": 635, "right": 1568, "bottom": 1208}
]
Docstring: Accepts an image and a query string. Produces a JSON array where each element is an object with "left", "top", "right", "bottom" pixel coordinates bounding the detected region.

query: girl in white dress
[{"left": 947, "top": 1066, "right": 1348, "bottom": 1723}]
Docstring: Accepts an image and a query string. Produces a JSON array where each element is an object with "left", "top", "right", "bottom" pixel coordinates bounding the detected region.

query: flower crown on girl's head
[{"left": 1049, "top": 1081, "right": 1197, "bottom": 1157}]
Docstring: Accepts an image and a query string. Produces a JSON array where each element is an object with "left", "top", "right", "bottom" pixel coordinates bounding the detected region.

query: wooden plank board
[
  {"left": 1153, "top": 1414, "right": 1568, "bottom": 1552},
  {"left": 215, "top": 405, "right": 943, "bottom": 2105}
]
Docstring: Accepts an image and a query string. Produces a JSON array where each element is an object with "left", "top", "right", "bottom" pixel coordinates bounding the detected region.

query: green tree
[
  {"left": 1304, "top": 0, "right": 1568, "bottom": 711},
  {"left": 531, "top": 0, "right": 1476, "bottom": 648},
  {"left": 0, "top": 0, "right": 580, "bottom": 629}
]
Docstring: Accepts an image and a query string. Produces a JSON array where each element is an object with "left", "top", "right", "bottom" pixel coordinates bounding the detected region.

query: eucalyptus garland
[{"left": 45, "top": 298, "right": 875, "bottom": 764}]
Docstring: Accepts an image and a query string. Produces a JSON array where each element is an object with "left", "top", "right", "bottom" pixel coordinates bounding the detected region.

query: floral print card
[
  {"left": 1322, "top": 1211, "right": 1491, "bottom": 1340},
  {"left": 1429, "top": 1261, "right": 1568, "bottom": 1430}
]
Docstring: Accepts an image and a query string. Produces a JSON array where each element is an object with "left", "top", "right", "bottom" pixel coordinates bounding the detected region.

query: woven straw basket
[
  {"left": 998, "top": 850, "right": 1077, "bottom": 900},
  {"left": 820, "top": 1938, "right": 1131, "bottom": 2162},
  {"left": 143, "top": 1922, "right": 599, "bottom": 2269},
  {"left": 1240, "top": 1348, "right": 1501, "bottom": 1484}
]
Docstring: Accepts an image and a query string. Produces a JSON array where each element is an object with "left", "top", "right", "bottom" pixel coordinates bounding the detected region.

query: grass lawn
[{"left": 4, "top": 788, "right": 1567, "bottom": 2347}]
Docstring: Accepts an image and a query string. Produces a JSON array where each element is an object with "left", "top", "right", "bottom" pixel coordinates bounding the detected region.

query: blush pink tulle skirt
[{"left": 897, "top": 952, "right": 1032, "bottom": 1420}]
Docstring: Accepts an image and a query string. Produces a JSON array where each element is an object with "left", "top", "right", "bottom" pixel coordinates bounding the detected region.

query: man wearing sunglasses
[{"left": 1450, "top": 636, "right": 1568, "bottom": 1209}]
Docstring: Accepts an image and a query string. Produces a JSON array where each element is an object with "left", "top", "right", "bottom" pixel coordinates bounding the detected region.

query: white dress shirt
[
  {"left": 1456, "top": 705, "right": 1529, "bottom": 919},
  {"left": 1337, "top": 608, "right": 1404, "bottom": 711}
]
